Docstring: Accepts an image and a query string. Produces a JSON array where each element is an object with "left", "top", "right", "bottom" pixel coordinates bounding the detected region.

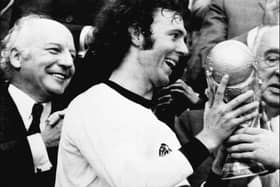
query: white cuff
[
  {"left": 200, "top": 181, "right": 206, "bottom": 187},
  {"left": 27, "top": 133, "right": 52, "bottom": 173}
]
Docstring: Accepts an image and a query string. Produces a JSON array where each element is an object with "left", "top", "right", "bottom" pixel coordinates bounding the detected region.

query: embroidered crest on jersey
[{"left": 159, "top": 143, "right": 172, "bottom": 157}]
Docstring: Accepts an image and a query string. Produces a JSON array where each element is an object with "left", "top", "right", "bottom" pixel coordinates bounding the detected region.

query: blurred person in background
[{"left": 182, "top": 0, "right": 279, "bottom": 109}]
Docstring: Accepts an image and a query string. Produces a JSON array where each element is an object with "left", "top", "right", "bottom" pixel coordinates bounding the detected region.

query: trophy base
[{"left": 221, "top": 159, "right": 269, "bottom": 180}]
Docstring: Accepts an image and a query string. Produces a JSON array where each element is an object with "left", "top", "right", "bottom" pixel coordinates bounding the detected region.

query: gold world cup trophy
[{"left": 205, "top": 40, "right": 269, "bottom": 180}]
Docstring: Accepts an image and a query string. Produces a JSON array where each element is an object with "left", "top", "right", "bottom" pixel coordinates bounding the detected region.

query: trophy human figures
[{"left": 205, "top": 40, "right": 269, "bottom": 180}]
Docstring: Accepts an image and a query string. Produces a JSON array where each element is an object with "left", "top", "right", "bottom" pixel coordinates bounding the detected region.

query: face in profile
[
  {"left": 12, "top": 18, "right": 76, "bottom": 100},
  {"left": 256, "top": 26, "right": 280, "bottom": 108},
  {"left": 139, "top": 8, "right": 189, "bottom": 88}
]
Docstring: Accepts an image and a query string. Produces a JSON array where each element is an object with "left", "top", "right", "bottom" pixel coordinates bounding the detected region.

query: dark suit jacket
[
  {"left": 183, "top": 0, "right": 266, "bottom": 99},
  {"left": 175, "top": 109, "right": 254, "bottom": 187},
  {"left": 0, "top": 83, "right": 58, "bottom": 187}
]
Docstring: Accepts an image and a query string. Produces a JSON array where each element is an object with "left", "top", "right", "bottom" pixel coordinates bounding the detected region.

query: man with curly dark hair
[
  {"left": 55, "top": 0, "right": 259, "bottom": 186},
  {"left": 85, "top": 0, "right": 192, "bottom": 82}
]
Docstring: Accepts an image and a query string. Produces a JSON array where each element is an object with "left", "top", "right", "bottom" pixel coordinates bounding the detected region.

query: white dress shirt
[{"left": 8, "top": 84, "right": 52, "bottom": 173}]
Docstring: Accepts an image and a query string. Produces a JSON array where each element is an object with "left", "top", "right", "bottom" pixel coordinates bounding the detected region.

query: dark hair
[{"left": 86, "top": 0, "right": 190, "bottom": 81}]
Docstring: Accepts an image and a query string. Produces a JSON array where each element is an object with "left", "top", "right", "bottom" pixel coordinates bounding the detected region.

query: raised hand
[
  {"left": 196, "top": 75, "right": 259, "bottom": 152},
  {"left": 155, "top": 79, "right": 200, "bottom": 115}
]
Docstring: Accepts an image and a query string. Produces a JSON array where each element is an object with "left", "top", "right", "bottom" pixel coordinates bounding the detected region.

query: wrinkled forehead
[{"left": 256, "top": 26, "right": 279, "bottom": 56}]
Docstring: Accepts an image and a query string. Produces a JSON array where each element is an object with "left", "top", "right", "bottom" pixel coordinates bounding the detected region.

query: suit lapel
[
  {"left": 0, "top": 83, "right": 28, "bottom": 142},
  {"left": 0, "top": 83, "right": 36, "bottom": 186}
]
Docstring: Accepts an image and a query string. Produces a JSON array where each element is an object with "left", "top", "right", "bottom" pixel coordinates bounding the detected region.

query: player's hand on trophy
[
  {"left": 226, "top": 127, "right": 280, "bottom": 170},
  {"left": 196, "top": 75, "right": 259, "bottom": 152}
]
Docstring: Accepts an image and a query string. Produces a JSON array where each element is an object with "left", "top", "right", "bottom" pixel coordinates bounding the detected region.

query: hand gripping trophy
[{"left": 205, "top": 40, "right": 269, "bottom": 180}]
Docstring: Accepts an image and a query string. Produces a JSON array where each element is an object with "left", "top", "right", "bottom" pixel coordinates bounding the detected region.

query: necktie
[{"left": 27, "top": 103, "right": 43, "bottom": 135}]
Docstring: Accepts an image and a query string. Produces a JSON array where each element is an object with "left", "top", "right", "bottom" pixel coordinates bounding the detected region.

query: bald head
[
  {"left": 1, "top": 15, "right": 75, "bottom": 67},
  {"left": 255, "top": 26, "right": 279, "bottom": 59},
  {"left": 14, "top": 16, "right": 74, "bottom": 50}
]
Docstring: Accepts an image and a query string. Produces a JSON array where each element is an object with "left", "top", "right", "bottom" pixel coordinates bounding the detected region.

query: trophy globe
[{"left": 205, "top": 40, "right": 268, "bottom": 180}]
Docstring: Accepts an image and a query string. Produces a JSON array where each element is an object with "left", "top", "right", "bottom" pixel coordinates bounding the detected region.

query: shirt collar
[
  {"left": 8, "top": 84, "right": 52, "bottom": 129},
  {"left": 104, "top": 80, "right": 153, "bottom": 109}
]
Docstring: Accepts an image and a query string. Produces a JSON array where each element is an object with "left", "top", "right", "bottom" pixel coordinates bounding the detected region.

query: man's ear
[
  {"left": 128, "top": 26, "right": 144, "bottom": 48},
  {"left": 10, "top": 48, "right": 22, "bottom": 69}
]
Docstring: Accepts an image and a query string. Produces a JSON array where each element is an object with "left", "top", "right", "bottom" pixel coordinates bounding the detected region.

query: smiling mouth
[
  {"left": 165, "top": 58, "right": 177, "bottom": 71},
  {"left": 50, "top": 73, "right": 71, "bottom": 81}
]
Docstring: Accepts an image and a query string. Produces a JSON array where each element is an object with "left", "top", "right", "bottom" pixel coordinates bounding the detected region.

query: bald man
[{"left": 0, "top": 14, "right": 76, "bottom": 187}]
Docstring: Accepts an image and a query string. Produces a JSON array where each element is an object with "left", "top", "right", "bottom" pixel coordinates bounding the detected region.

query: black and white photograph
[{"left": 0, "top": 0, "right": 279, "bottom": 186}]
